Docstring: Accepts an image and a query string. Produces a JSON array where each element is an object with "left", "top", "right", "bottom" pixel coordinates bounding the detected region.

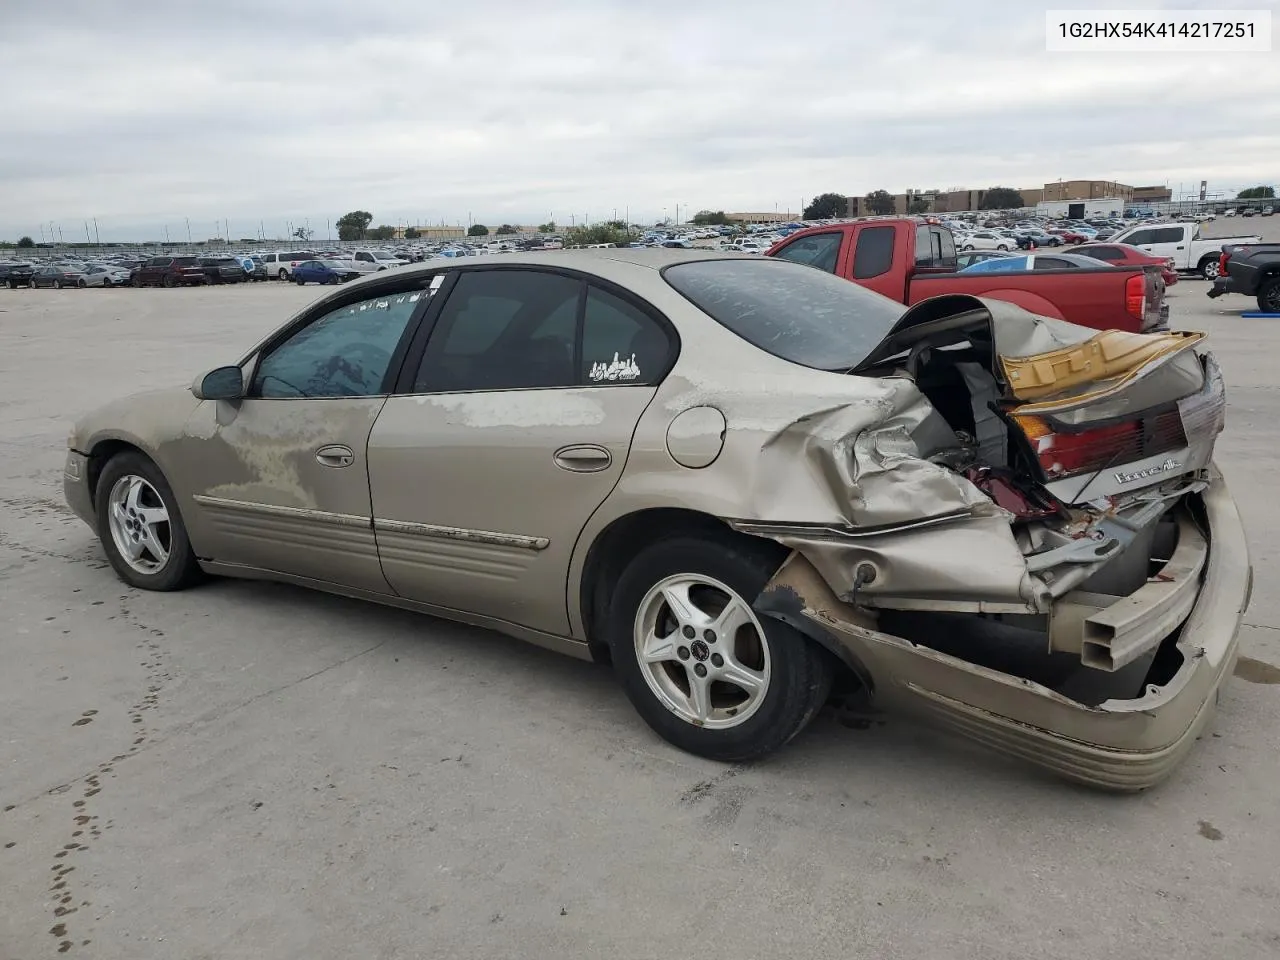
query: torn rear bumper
[{"left": 756, "top": 467, "right": 1251, "bottom": 791}]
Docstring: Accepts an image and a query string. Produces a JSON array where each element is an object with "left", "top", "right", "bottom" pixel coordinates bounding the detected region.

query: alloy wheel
[
  {"left": 107, "top": 475, "right": 172, "bottom": 575},
  {"left": 633, "top": 573, "right": 772, "bottom": 729}
]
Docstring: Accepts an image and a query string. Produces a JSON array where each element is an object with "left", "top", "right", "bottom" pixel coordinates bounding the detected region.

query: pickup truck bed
[{"left": 766, "top": 219, "right": 1167, "bottom": 332}]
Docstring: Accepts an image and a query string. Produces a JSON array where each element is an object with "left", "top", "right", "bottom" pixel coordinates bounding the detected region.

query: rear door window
[
  {"left": 581, "top": 286, "right": 671, "bottom": 384},
  {"left": 413, "top": 269, "right": 581, "bottom": 392},
  {"left": 852, "top": 226, "right": 895, "bottom": 279}
]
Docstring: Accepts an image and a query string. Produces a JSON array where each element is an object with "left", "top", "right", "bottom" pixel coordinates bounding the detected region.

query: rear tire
[
  {"left": 77, "top": 278, "right": 87, "bottom": 288},
  {"left": 1258, "top": 277, "right": 1280, "bottom": 314},
  {"left": 962, "top": 245, "right": 974, "bottom": 251},
  {"left": 1199, "top": 257, "right": 1221, "bottom": 281},
  {"left": 607, "top": 535, "right": 833, "bottom": 762},
  {"left": 278, "top": 269, "right": 289, "bottom": 281}
]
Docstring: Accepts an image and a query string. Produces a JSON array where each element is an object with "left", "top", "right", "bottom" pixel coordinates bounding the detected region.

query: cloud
[{"left": 0, "top": 0, "right": 1275, "bottom": 239}]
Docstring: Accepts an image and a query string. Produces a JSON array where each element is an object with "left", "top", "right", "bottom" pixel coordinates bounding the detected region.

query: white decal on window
[{"left": 589, "top": 352, "right": 641, "bottom": 382}]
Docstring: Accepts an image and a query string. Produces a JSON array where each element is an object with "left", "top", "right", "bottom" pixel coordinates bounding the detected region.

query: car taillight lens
[
  {"left": 1124, "top": 273, "right": 1146, "bottom": 320},
  {"left": 1013, "top": 412, "right": 1186, "bottom": 481},
  {"left": 1218, "top": 251, "right": 1230, "bottom": 276}
]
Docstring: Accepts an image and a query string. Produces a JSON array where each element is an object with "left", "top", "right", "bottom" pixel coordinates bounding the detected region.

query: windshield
[
  {"left": 322, "top": 260, "right": 348, "bottom": 269},
  {"left": 663, "top": 258, "right": 905, "bottom": 371},
  {"left": 372, "top": 252, "right": 398, "bottom": 260}
]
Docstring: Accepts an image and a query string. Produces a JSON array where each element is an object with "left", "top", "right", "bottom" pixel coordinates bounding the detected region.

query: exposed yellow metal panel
[{"left": 1000, "top": 330, "right": 1204, "bottom": 402}]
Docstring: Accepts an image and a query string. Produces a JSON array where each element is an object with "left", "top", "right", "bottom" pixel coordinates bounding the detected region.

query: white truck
[
  {"left": 1108, "top": 222, "right": 1261, "bottom": 280},
  {"left": 351, "top": 249, "right": 408, "bottom": 270}
]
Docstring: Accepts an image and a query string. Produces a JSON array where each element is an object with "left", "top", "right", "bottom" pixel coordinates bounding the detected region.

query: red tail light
[
  {"left": 1014, "top": 412, "right": 1186, "bottom": 481},
  {"left": 1124, "top": 273, "right": 1146, "bottom": 321},
  {"left": 1218, "top": 251, "right": 1230, "bottom": 276}
]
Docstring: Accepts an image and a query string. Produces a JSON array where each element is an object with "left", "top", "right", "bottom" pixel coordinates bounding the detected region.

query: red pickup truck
[{"left": 766, "top": 220, "right": 1167, "bottom": 332}]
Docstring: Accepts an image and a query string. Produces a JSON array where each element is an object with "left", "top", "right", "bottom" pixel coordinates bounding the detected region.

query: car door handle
[
  {"left": 553, "top": 444, "right": 612, "bottom": 473},
  {"left": 316, "top": 444, "right": 355, "bottom": 468}
]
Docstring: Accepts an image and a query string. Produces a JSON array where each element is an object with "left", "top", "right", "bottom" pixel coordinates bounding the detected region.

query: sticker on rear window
[{"left": 589, "top": 353, "right": 641, "bottom": 382}]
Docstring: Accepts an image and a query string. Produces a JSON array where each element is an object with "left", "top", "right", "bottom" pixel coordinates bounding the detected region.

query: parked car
[
  {"left": 958, "top": 231, "right": 1014, "bottom": 252},
  {"left": 1074, "top": 243, "right": 1178, "bottom": 286},
  {"left": 62, "top": 250, "right": 1244, "bottom": 789},
  {"left": 1057, "top": 229, "right": 1095, "bottom": 244},
  {"left": 352, "top": 249, "right": 408, "bottom": 270},
  {"left": 132, "top": 256, "right": 206, "bottom": 287},
  {"left": 954, "top": 250, "right": 1018, "bottom": 270},
  {"left": 0, "top": 260, "right": 36, "bottom": 288},
  {"left": 958, "top": 252, "right": 1127, "bottom": 272},
  {"left": 1108, "top": 222, "right": 1261, "bottom": 280},
  {"left": 260, "top": 251, "right": 317, "bottom": 281},
  {"left": 1262, "top": 205, "right": 1274, "bottom": 216},
  {"left": 767, "top": 219, "right": 1167, "bottom": 332},
  {"left": 1022, "top": 229, "right": 1063, "bottom": 247},
  {"left": 293, "top": 260, "right": 365, "bottom": 285},
  {"left": 240, "top": 256, "right": 269, "bottom": 281},
  {"left": 198, "top": 257, "right": 249, "bottom": 284},
  {"left": 1208, "top": 242, "right": 1280, "bottom": 312},
  {"left": 32, "top": 265, "right": 88, "bottom": 288},
  {"left": 82, "top": 264, "right": 133, "bottom": 287}
]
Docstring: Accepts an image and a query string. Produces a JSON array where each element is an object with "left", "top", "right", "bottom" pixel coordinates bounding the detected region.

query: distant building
[
  {"left": 1036, "top": 197, "right": 1128, "bottom": 219},
  {"left": 1041, "top": 180, "right": 1134, "bottom": 204},
  {"left": 850, "top": 179, "right": 1134, "bottom": 215},
  {"left": 394, "top": 225, "right": 466, "bottom": 240},
  {"left": 725, "top": 211, "right": 801, "bottom": 224},
  {"left": 1132, "top": 185, "right": 1174, "bottom": 203}
]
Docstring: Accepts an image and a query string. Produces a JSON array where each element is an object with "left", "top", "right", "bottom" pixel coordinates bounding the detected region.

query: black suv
[
  {"left": 0, "top": 261, "right": 36, "bottom": 288},
  {"left": 198, "top": 257, "right": 248, "bottom": 284}
]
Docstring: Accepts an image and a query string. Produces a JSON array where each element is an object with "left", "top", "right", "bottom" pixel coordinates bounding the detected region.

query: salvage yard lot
[{"left": 2, "top": 279, "right": 1279, "bottom": 959}]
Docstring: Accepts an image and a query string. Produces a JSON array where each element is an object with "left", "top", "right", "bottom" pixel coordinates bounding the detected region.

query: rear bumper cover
[
  {"left": 756, "top": 467, "right": 1251, "bottom": 790},
  {"left": 1208, "top": 276, "right": 1246, "bottom": 299}
]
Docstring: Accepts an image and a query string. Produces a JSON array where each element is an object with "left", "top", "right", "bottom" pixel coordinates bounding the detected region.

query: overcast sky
[{"left": 1, "top": 0, "right": 1275, "bottom": 242}]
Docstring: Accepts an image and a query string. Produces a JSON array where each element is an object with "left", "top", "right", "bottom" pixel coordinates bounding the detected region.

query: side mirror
[{"left": 191, "top": 365, "right": 246, "bottom": 401}]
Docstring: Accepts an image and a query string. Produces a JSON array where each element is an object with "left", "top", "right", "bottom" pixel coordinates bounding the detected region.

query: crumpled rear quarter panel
[{"left": 758, "top": 468, "right": 1250, "bottom": 790}]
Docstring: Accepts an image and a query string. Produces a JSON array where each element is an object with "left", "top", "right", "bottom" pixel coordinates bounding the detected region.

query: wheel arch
[
  {"left": 83, "top": 435, "right": 160, "bottom": 503},
  {"left": 575, "top": 507, "right": 787, "bottom": 663}
]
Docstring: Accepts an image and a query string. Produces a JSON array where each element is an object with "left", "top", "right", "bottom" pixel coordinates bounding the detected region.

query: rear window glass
[{"left": 663, "top": 259, "right": 904, "bottom": 372}]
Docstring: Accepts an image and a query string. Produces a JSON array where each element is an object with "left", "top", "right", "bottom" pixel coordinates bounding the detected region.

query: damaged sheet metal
[{"left": 742, "top": 377, "right": 1002, "bottom": 529}]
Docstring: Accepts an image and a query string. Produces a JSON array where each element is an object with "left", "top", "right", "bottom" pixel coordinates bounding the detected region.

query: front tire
[
  {"left": 94, "top": 452, "right": 202, "bottom": 591},
  {"left": 296, "top": 275, "right": 306, "bottom": 285},
  {"left": 1258, "top": 277, "right": 1280, "bottom": 314},
  {"left": 962, "top": 245, "right": 974, "bottom": 252},
  {"left": 1199, "top": 257, "right": 1221, "bottom": 281},
  {"left": 607, "top": 535, "right": 833, "bottom": 762},
  {"left": 997, "top": 244, "right": 1009, "bottom": 251}
]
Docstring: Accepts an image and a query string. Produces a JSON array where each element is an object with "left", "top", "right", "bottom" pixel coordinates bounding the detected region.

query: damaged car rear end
[{"left": 737, "top": 294, "right": 1250, "bottom": 790}]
